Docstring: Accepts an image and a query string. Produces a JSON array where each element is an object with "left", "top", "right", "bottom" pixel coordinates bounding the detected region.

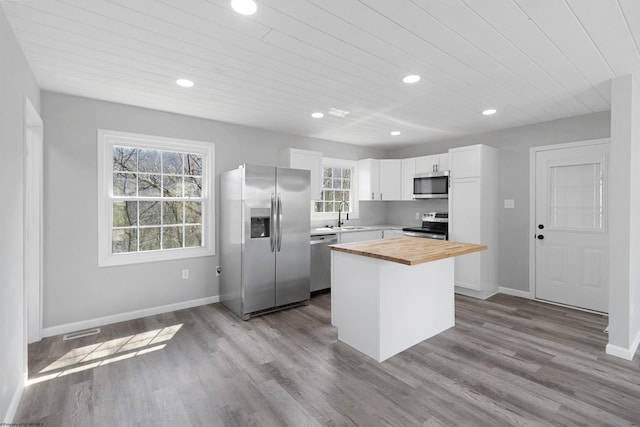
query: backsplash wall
[{"left": 386, "top": 200, "right": 449, "bottom": 226}]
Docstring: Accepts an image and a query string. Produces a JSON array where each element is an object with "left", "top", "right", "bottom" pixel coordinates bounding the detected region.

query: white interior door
[{"left": 534, "top": 143, "right": 609, "bottom": 312}]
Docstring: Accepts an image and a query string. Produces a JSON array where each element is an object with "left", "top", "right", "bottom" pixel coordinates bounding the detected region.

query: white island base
[{"left": 331, "top": 250, "right": 455, "bottom": 363}]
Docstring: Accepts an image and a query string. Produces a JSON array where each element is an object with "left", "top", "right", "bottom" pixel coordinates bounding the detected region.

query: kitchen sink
[
  {"left": 313, "top": 226, "right": 372, "bottom": 232},
  {"left": 334, "top": 226, "right": 371, "bottom": 230}
]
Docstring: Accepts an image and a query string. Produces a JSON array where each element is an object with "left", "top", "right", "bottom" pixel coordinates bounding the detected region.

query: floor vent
[{"left": 63, "top": 327, "right": 100, "bottom": 341}]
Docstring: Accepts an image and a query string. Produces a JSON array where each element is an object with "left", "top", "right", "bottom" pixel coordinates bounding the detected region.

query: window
[
  {"left": 313, "top": 158, "right": 359, "bottom": 219},
  {"left": 98, "top": 130, "right": 214, "bottom": 266}
]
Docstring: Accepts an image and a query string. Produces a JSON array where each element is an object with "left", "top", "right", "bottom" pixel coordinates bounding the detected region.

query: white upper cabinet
[
  {"left": 415, "top": 153, "right": 449, "bottom": 174},
  {"left": 379, "top": 159, "right": 402, "bottom": 201},
  {"left": 358, "top": 159, "right": 402, "bottom": 201},
  {"left": 449, "top": 146, "right": 482, "bottom": 178},
  {"left": 401, "top": 158, "right": 416, "bottom": 200},
  {"left": 358, "top": 159, "right": 380, "bottom": 201},
  {"left": 438, "top": 153, "right": 450, "bottom": 172},
  {"left": 279, "top": 148, "right": 322, "bottom": 200}
]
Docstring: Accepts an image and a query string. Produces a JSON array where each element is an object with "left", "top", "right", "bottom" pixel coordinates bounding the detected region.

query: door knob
[
  {"left": 538, "top": 224, "right": 544, "bottom": 229},
  {"left": 537, "top": 235, "right": 544, "bottom": 240}
]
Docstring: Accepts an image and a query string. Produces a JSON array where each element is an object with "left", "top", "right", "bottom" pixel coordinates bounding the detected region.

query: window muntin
[
  {"left": 98, "top": 130, "right": 214, "bottom": 266},
  {"left": 312, "top": 158, "right": 358, "bottom": 220},
  {"left": 315, "top": 166, "right": 352, "bottom": 214},
  {"left": 111, "top": 147, "right": 203, "bottom": 253}
]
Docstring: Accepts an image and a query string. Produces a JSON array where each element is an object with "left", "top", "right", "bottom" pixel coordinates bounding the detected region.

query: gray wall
[
  {"left": 0, "top": 8, "right": 41, "bottom": 423},
  {"left": 386, "top": 111, "right": 611, "bottom": 292},
  {"left": 41, "top": 92, "right": 385, "bottom": 329}
]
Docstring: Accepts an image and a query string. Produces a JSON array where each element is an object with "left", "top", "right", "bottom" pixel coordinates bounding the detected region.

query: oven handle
[{"left": 403, "top": 231, "right": 447, "bottom": 240}]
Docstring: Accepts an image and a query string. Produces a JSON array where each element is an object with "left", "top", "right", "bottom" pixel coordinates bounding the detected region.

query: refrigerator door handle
[
  {"left": 270, "top": 193, "right": 276, "bottom": 252},
  {"left": 277, "top": 194, "right": 283, "bottom": 252}
]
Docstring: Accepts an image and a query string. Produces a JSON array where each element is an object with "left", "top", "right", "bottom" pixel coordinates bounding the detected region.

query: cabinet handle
[{"left": 380, "top": 193, "right": 382, "bottom": 200}]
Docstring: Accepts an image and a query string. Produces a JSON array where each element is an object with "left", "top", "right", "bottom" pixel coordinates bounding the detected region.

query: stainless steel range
[{"left": 402, "top": 212, "right": 448, "bottom": 240}]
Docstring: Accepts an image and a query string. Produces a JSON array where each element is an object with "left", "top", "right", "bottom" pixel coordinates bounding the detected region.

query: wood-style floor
[{"left": 15, "top": 293, "right": 640, "bottom": 426}]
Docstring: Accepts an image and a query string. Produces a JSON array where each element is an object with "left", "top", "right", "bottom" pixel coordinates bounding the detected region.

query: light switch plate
[{"left": 504, "top": 199, "right": 515, "bottom": 209}]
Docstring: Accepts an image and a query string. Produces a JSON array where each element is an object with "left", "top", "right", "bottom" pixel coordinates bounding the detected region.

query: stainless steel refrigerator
[{"left": 220, "top": 164, "right": 311, "bottom": 319}]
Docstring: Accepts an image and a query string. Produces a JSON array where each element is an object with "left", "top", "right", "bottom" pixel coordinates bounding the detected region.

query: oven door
[
  {"left": 413, "top": 173, "right": 449, "bottom": 199},
  {"left": 402, "top": 231, "right": 447, "bottom": 240}
]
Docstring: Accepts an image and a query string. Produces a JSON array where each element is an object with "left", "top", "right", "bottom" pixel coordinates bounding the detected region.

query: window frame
[
  {"left": 312, "top": 157, "right": 359, "bottom": 221},
  {"left": 97, "top": 129, "right": 215, "bottom": 267}
]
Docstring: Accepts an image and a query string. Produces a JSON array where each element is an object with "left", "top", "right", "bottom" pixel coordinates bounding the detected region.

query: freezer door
[
  {"left": 242, "top": 165, "right": 277, "bottom": 314},
  {"left": 275, "top": 167, "right": 311, "bottom": 306}
]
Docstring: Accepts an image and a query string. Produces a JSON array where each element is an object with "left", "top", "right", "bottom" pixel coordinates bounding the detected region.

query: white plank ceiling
[{"left": 3, "top": 0, "right": 639, "bottom": 147}]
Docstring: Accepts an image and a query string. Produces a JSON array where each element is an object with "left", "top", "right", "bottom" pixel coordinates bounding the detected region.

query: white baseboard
[
  {"left": 4, "top": 373, "right": 25, "bottom": 423},
  {"left": 42, "top": 295, "right": 220, "bottom": 338},
  {"left": 606, "top": 328, "right": 640, "bottom": 361},
  {"left": 498, "top": 287, "right": 531, "bottom": 299},
  {"left": 606, "top": 343, "right": 634, "bottom": 360}
]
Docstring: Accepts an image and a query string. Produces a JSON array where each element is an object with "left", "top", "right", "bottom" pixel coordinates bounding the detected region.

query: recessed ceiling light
[
  {"left": 390, "top": 131, "right": 401, "bottom": 136},
  {"left": 231, "top": 0, "right": 257, "bottom": 15},
  {"left": 176, "top": 79, "right": 194, "bottom": 88},
  {"left": 311, "top": 112, "right": 324, "bottom": 119},
  {"left": 402, "top": 74, "right": 421, "bottom": 84},
  {"left": 482, "top": 109, "right": 497, "bottom": 116}
]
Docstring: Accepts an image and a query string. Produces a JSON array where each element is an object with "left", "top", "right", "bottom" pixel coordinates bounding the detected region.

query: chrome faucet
[{"left": 338, "top": 201, "right": 349, "bottom": 227}]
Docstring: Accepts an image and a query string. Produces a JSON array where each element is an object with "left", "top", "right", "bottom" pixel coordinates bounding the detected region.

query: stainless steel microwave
[{"left": 413, "top": 171, "right": 449, "bottom": 199}]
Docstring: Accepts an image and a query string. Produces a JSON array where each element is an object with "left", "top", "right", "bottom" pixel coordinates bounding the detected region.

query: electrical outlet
[
  {"left": 182, "top": 269, "right": 189, "bottom": 279},
  {"left": 415, "top": 212, "right": 420, "bottom": 220},
  {"left": 216, "top": 266, "right": 221, "bottom": 276},
  {"left": 504, "top": 199, "right": 515, "bottom": 209}
]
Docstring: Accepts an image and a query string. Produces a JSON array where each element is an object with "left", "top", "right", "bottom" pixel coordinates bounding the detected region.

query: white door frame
[
  {"left": 24, "top": 97, "right": 43, "bottom": 343},
  {"left": 529, "top": 138, "right": 610, "bottom": 309}
]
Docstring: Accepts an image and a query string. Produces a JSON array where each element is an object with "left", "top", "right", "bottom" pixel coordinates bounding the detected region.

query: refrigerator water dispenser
[{"left": 250, "top": 208, "right": 270, "bottom": 238}]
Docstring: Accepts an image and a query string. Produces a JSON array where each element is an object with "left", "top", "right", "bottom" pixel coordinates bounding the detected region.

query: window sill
[{"left": 98, "top": 246, "right": 214, "bottom": 267}]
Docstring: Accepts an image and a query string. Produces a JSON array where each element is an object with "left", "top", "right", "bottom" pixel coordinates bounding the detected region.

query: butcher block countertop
[{"left": 329, "top": 237, "right": 487, "bottom": 266}]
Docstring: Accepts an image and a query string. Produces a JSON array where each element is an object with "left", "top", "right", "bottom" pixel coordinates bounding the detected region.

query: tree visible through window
[
  {"left": 112, "top": 147, "right": 204, "bottom": 253},
  {"left": 315, "top": 166, "right": 352, "bottom": 214},
  {"left": 98, "top": 130, "right": 214, "bottom": 267}
]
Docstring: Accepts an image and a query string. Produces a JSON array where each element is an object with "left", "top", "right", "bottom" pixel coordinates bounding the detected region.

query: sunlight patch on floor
[{"left": 27, "top": 324, "right": 183, "bottom": 385}]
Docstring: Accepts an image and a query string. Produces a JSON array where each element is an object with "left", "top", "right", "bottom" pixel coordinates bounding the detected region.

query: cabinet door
[
  {"left": 379, "top": 159, "right": 402, "bottom": 200},
  {"left": 339, "top": 230, "right": 383, "bottom": 243},
  {"left": 382, "top": 229, "right": 404, "bottom": 239},
  {"left": 449, "top": 177, "right": 481, "bottom": 290},
  {"left": 401, "top": 158, "right": 416, "bottom": 200},
  {"left": 449, "top": 146, "right": 480, "bottom": 178},
  {"left": 415, "top": 155, "right": 435, "bottom": 174},
  {"left": 358, "top": 159, "right": 380, "bottom": 200},
  {"left": 437, "top": 153, "right": 450, "bottom": 171}
]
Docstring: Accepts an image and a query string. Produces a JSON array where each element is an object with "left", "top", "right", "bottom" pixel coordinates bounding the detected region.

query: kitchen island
[{"left": 330, "top": 237, "right": 486, "bottom": 362}]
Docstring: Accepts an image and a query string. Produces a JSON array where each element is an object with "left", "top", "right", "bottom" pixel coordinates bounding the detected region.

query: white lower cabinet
[
  {"left": 339, "top": 230, "right": 383, "bottom": 243},
  {"left": 382, "top": 229, "right": 404, "bottom": 239},
  {"left": 449, "top": 178, "right": 482, "bottom": 291}
]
